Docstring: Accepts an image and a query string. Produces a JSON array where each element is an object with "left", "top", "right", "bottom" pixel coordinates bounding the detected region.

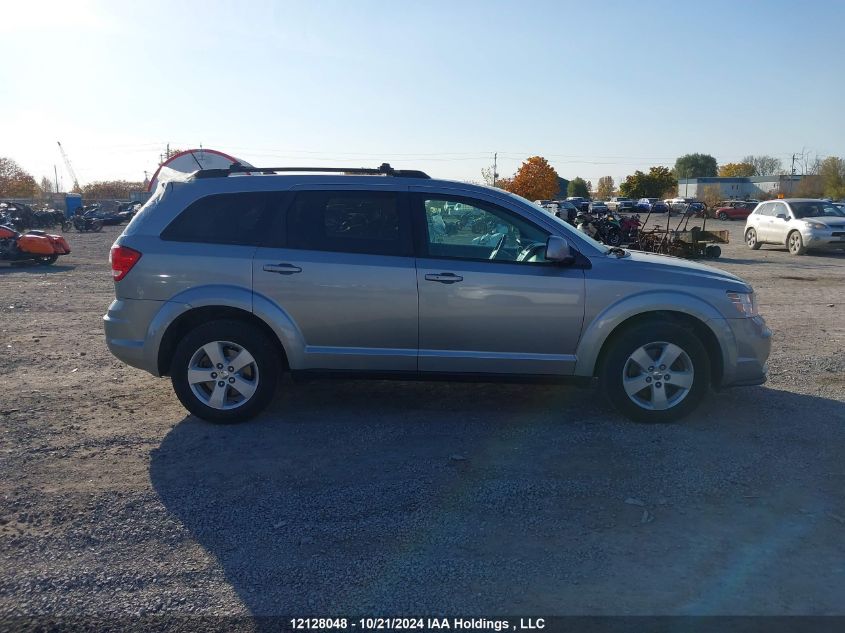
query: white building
[{"left": 677, "top": 175, "right": 803, "bottom": 199}]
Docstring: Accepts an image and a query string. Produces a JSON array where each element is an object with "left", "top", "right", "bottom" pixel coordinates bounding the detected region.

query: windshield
[{"left": 791, "top": 201, "right": 843, "bottom": 219}]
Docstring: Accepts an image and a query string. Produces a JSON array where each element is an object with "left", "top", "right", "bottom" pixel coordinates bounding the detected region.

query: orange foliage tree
[
  {"left": 0, "top": 157, "right": 39, "bottom": 197},
  {"left": 501, "top": 156, "right": 560, "bottom": 200}
]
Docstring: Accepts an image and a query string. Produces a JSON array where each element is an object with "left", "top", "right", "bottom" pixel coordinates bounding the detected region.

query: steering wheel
[
  {"left": 517, "top": 242, "right": 546, "bottom": 262},
  {"left": 488, "top": 233, "right": 507, "bottom": 260}
]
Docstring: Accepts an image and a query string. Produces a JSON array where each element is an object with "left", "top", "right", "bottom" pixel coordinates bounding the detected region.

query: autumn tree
[
  {"left": 595, "top": 176, "right": 614, "bottom": 200},
  {"left": 699, "top": 185, "right": 723, "bottom": 211},
  {"left": 567, "top": 177, "right": 590, "bottom": 198},
  {"left": 502, "top": 156, "right": 560, "bottom": 201},
  {"left": 819, "top": 156, "right": 845, "bottom": 199},
  {"left": 0, "top": 157, "right": 39, "bottom": 198},
  {"left": 719, "top": 162, "right": 755, "bottom": 178},
  {"left": 741, "top": 155, "right": 783, "bottom": 176},
  {"left": 674, "top": 153, "right": 718, "bottom": 179},
  {"left": 39, "top": 176, "right": 54, "bottom": 197},
  {"left": 82, "top": 180, "right": 147, "bottom": 200},
  {"left": 619, "top": 166, "right": 677, "bottom": 199}
]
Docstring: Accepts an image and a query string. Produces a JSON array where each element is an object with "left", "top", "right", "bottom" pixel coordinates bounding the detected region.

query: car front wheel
[
  {"left": 171, "top": 319, "right": 280, "bottom": 422},
  {"left": 788, "top": 230, "right": 807, "bottom": 255},
  {"left": 745, "top": 228, "right": 762, "bottom": 250},
  {"left": 718, "top": 211, "right": 729, "bottom": 221},
  {"left": 599, "top": 321, "right": 710, "bottom": 423}
]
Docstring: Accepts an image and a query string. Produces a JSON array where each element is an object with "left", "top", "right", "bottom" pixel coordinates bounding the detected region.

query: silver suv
[
  {"left": 744, "top": 198, "right": 845, "bottom": 255},
  {"left": 104, "top": 164, "right": 771, "bottom": 423}
]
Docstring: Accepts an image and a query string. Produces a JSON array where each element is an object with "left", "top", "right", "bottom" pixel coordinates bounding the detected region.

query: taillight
[{"left": 109, "top": 245, "right": 142, "bottom": 282}]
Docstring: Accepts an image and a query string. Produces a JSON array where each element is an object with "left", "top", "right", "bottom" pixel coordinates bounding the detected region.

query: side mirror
[
  {"left": 776, "top": 214, "right": 787, "bottom": 220},
  {"left": 545, "top": 235, "right": 575, "bottom": 264}
]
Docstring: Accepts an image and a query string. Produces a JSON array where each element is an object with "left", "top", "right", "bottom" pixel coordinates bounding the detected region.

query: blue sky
[{"left": 1, "top": 0, "right": 843, "bottom": 189}]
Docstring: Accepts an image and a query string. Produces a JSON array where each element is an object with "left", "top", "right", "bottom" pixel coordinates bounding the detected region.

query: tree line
[
  {"left": 0, "top": 156, "right": 146, "bottom": 200},
  {"left": 487, "top": 153, "right": 845, "bottom": 202}
]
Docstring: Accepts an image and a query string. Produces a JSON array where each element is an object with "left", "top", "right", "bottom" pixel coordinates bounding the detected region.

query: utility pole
[
  {"left": 492, "top": 152, "right": 498, "bottom": 187},
  {"left": 790, "top": 153, "right": 798, "bottom": 196}
]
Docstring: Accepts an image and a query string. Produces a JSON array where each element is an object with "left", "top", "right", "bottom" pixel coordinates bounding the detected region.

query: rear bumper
[
  {"left": 103, "top": 298, "right": 165, "bottom": 375},
  {"left": 719, "top": 315, "right": 772, "bottom": 388}
]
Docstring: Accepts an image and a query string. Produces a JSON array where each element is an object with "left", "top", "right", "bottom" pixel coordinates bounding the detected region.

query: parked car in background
[
  {"left": 104, "top": 163, "right": 770, "bottom": 424},
  {"left": 566, "top": 197, "right": 591, "bottom": 213},
  {"left": 536, "top": 200, "right": 579, "bottom": 225},
  {"left": 588, "top": 201, "right": 609, "bottom": 214},
  {"left": 666, "top": 197, "right": 692, "bottom": 206},
  {"left": 606, "top": 196, "right": 634, "bottom": 212},
  {"left": 635, "top": 198, "right": 659, "bottom": 211},
  {"left": 744, "top": 199, "right": 845, "bottom": 255},
  {"left": 713, "top": 200, "right": 756, "bottom": 221}
]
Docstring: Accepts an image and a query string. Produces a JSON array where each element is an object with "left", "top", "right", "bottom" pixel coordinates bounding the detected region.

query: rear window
[
  {"left": 161, "top": 192, "right": 275, "bottom": 245},
  {"left": 287, "top": 190, "right": 411, "bottom": 256}
]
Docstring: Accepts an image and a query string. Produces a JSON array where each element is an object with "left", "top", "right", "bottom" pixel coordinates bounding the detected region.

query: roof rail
[{"left": 193, "top": 162, "right": 430, "bottom": 179}]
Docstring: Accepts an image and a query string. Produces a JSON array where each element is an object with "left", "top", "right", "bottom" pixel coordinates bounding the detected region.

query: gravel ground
[{"left": 1, "top": 219, "right": 844, "bottom": 620}]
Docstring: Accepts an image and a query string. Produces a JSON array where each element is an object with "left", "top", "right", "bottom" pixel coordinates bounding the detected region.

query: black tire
[
  {"left": 36, "top": 254, "right": 58, "bottom": 266},
  {"left": 61, "top": 221, "right": 72, "bottom": 232},
  {"left": 599, "top": 320, "right": 711, "bottom": 423},
  {"left": 718, "top": 211, "right": 729, "bottom": 221},
  {"left": 787, "top": 230, "right": 806, "bottom": 255},
  {"left": 170, "top": 319, "right": 281, "bottom": 423},
  {"left": 92, "top": 220, "right": 103, "bottom": 233},
  {"left": 705, "top": 245, "right": 721, "bottom": 258},
  {"left": 745, "top": 228, "right": 761, "bottom": 250},
  {"left": 604, "top": 227, "right": 622, "bottom": 247}
]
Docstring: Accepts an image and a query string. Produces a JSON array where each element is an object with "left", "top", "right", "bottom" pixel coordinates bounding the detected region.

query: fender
[
  {"left": 573, "top": 290, "right": 736, "bottom": 377},
  {"left": 142, "top": 284, "right": 306, "bottom": 375}
]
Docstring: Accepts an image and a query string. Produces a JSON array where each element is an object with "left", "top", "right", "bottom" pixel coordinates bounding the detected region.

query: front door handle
[
  {"left": 424, "top": 272, "right": 463, "bottom": 284},
  {"left": 263, "top": 263, "right": 302, "bottom": 275}
]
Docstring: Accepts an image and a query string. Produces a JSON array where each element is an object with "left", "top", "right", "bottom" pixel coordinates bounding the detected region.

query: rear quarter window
[{"left": 160, "top": 192, "right": 277, "bottom": 245}]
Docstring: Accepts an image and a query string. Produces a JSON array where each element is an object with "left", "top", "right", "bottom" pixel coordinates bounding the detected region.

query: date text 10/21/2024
[{"left": 289, "top": 618, "right": 547, "bottom": 631}]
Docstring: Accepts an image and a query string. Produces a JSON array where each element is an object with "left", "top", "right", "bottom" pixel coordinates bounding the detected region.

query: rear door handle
[
  {"left": 424, "top": 272, "right": 463, "bottom": 284},
  {"left": 263, "top": 263, "right": 302, "bottom": 275}
]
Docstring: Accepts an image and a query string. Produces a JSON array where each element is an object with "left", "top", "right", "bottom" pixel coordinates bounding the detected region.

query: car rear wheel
[
  {"left": 788, "top": 230, "right": 806, "bottom": 255},
  {"left": 171, "top": 319, "right": 280, "bottom": 423},
  {"left": 745, "top": 228, "right": 761, "bottom": 250},
  {"left": 599, "top": 321, "right": 710, "bottom": 423}
]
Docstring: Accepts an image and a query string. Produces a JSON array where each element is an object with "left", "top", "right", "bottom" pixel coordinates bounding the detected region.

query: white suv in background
[{"left": 744, "top": 199, "right": 845, "bottom": 255}]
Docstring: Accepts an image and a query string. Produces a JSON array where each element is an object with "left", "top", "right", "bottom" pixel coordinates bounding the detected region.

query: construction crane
[{"left": 57, "top": 141, "right": 80, "bottom": 192}]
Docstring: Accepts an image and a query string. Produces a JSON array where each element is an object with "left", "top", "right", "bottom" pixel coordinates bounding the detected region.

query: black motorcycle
[
  {"left": 72, "top": 215, "right": 104, "bottom": 232},
  {"left": 574, "top": 212, "right": 622, "bottom": 246}
]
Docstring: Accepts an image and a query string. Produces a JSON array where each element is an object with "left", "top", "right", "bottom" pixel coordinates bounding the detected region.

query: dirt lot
[{"left": 1, "top": 219, "right": 844, "bottom": 620}]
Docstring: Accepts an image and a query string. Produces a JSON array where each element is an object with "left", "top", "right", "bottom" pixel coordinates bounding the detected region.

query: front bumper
[
  {"left": 719, "top": 315, "right": 772, "bottom": 388},
  {"left": 802, "top": 227, "right": 845, "bottom": 250}
]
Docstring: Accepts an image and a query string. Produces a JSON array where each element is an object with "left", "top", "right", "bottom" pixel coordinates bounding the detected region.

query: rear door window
[
  {"left": 161, "top": 192, "right": 277, "bottom": 245},
  {"left": 287, "top": 190, "right": 412, "bottom": 256}
]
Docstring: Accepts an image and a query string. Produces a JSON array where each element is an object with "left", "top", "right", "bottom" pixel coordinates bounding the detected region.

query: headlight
[
  {"left": 726, "top": 291, "right": 758, "bottom": 317},
  {"left": 804, "top": 220, "right": 827, "bottom": 230}
]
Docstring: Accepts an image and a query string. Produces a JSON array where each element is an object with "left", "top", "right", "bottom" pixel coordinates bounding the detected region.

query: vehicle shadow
[
  {"left": 0, "top": 264, "right": 75, "bottom": 274},
  {"left": 150, "top": 381, "right": 845, "bottom": 615}
]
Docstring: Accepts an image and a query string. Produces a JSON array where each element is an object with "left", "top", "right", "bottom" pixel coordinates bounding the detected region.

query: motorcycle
[
  {"left": 0, "top": 225, "right": 71, "bottom": 266},
  {"left": 617, "top": 213, "right": 642, "bottom": 244},
  {"left": 72, "top": 214, "right": 104, "bottom": 232},
  {"left": 575, "top": 212, "right": 622, "bottom": 246}
]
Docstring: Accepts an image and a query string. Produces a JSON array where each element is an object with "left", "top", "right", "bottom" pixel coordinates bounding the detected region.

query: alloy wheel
[
  {"left": 187, "top": 340, "right": 260, "bottom": 410},
  {"left": 621, "top": 341, "right": 694, "bottom": 411}
]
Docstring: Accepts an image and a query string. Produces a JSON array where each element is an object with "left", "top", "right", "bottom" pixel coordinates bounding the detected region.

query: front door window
[{"left": 422, "top": 198, "right": 550, "bottom": 263}]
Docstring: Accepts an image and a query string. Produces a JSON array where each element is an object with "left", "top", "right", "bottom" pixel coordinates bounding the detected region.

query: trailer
[{"left": 633, "top": 207, "right": 729, "bottom": 259}]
